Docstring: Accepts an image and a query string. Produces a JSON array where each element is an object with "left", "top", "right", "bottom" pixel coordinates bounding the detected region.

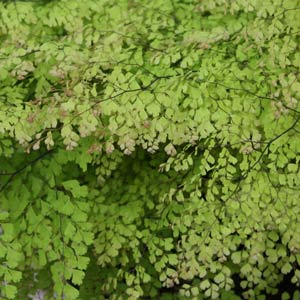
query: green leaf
[
  {"left": 200, "top": 279, "right": 210, "bottom": 290},
  {"left": 281, "top": 262, "right": 292, "bottom": 274},
  {"left": 62, "top": 180, "right": 88, "bottom": 198},
  {"left": 240, "top": 263, "right": 251, "bottom": 275},
  {"left": 3, "top": 285, "right": 17, "bottom": 299},
  {"left": 64, "top": 283, "right": 79, "bottom": 299},
  {"left": 71, "top": 269, "right": 85, "bottom": 285},
  {"left": 231, "top": 252, "right": 241, "bottom": 264},
  {"left": 0, "top": 211, "right": 9, "bottom": 220},
  {"left": 146, "top": 103, "right": 160, "bottom": 117},
  {"left": 214, "top": 273, "right": 225, "bottom": 284}
]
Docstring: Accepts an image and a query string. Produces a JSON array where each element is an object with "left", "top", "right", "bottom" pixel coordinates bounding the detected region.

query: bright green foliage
[{"left": 1, "top": 0, "right": 300, "bottom": 299}]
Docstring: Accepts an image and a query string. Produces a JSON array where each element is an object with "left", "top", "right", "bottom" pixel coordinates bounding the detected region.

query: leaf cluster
[{"left": 1, "top": 0, "right": 300, "bottom": 299}]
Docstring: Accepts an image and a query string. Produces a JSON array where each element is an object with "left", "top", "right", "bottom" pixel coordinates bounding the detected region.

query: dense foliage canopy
[{"left": 1, "top": 0, "right": 300, "bottom": 299}]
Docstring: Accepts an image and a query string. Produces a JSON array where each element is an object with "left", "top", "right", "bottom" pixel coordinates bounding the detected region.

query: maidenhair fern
[{"left": 1, "top": 0, "right": 300, "bottom": 299}]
